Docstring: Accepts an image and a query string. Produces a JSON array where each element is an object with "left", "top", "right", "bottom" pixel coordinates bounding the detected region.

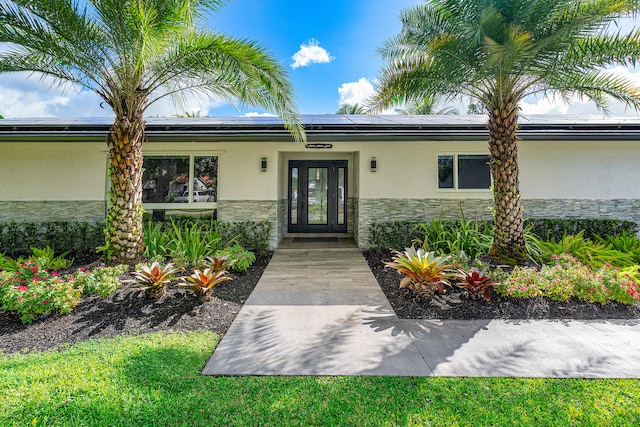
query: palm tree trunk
[
  {"left": 488, "top": 105, "right": 526, "bottom": 262},
  {"left": 105, "top": 114, "right": 146, "bottom": 263}
]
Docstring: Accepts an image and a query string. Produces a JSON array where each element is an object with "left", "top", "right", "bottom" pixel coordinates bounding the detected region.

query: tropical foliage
[
  {"left": 129, "top": 262, "right": 181, "bottom": 300},
  {"left": 496, "top": 254, "right": 640, "bottom": 305},
  {"left": 384, "top": 246, "right": 457, "bottom": 297},
  {"left": 0, "top": 0, "right": 304, "bottom": 262},
  {"left": 453, "top": 268, "right": 498, "bottom": 301},
  {"left": 179, "top": 268, "right": 231, "bottom": 301},
  {"left": 370, "top": 0, "right": 640, "bottom": 262}
]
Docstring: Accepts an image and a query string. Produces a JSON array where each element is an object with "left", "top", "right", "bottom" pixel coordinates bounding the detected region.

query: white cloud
[
  {"left": 244, "top": 112, "right": 278, "bottom": 117},
  {"left": 0, "top": 72, "right": 227, "bottom": 118},
  {"left": 337, "top": 77, "right": 376, "bottom": 106},
  {"left": 520, "top": 66, "right": 640, "bottom": 117},
  {"left": 290, "top": 39, "right": 334, "bottom": 69}
]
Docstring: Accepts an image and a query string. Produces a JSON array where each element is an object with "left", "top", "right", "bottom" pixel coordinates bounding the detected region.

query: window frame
[
  {"left": 437, "top": 152, "right": 492, "bottom": 192},
  {"left": 141, "top": 152, "right": 220, "bottom": 210}
]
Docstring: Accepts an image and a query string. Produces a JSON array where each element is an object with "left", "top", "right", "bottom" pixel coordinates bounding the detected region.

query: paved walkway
[{"left": 203, "top": 239, "right": 640, "bottom": 378}]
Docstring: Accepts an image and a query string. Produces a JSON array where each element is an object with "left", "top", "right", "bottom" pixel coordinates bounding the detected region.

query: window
[
  {"left": 142, "top": 155, "right": 217, "bottom": 206},
  {"left": 438, "top": 154, "right": 491, "bottom": 190}
]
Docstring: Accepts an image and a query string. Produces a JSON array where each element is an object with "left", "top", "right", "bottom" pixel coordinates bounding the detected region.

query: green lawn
[{"left": 1, "top": 331, "right": 638, "bottom": 426}]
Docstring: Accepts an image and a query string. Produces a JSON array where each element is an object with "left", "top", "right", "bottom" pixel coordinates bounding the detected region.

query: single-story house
[{"left": 1, "top": 114, "right": 639, "bottom": 249}]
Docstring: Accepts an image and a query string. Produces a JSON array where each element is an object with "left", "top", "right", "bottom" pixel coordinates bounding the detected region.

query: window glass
[
  {"left": 337, "top": 167, "right": 345, "bottom": 225},
  {"left": 458, "top": 155, "right": 491, "bottom": 189},
  {"left": 437, "top": 155, "right": 454, "bottom": 188},
  {"left": 307, "top": 167, "right": 328, "bottom": 225},
  {"left": 290, "top": 167, "right": 298, "bottom": 225},
  {"left": 142, "top": 156, "right": 189, "bottom": 203},
  {"left": 194, "top": 156, "right": 218, "bottom": 203}
]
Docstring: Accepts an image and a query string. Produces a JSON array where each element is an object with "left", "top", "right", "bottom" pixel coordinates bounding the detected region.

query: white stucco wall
[
  {"left": 2, "top": 138, "right": 638, "bottom": 205},
  {"left": 0, "top": 142, "right": 107, "bottom": 201},
  {"left": 519, "top": 140, "right": 640, "bottom": 199}
]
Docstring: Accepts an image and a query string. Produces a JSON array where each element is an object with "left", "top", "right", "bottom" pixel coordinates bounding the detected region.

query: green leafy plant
[
  {"left": 0, "top": 260, "right": 86, "bottom": 323},
  {"left": 0, "top": 252, "right": 20, "bottom": 272},
  {"left": 384, "top": 246, "right": 457, "bottom": 298},
  {"left": 525, "top": 218, "right": 638, "bottom": 242},
  {"left": 31, "top": 246, "right": 73, "bottom": 270},
  {"left": 599, "top": 232, "right": 640, "bottom": 264},
  {"left": 453, "top": 268, "right": 498, "bottom": 301},
  {"left": 214, "top": 244, "right": 256, "bottom": 273},
  {"left": 179, "top": 268, "right": 231, "bottom": 301},
  {"left": 219, "top": 221, "right": 272, "bottom": 254},
  {"left": 165, "top": 221, "right": 222, "bottom": 265},
  {"left": 143, "top": 221, "right": 172, "bottom": 259},
  {"left": 0, "top": 221, "right": 104, "bottom": 259},
  {"left": 81, "top": 265, "right": 128, "bottom": 297},
  {"left": 535, "top": 231, "right": 636, "bottom": 268},
  {"left": 413, "top": 213, "right": 492, "bottom": 259},
  {"left": 204, "top": 255, "right": 236, "bottom": 272},
  {"left": 129, "top": 262, "right": 181, "bottom": 300},
  {"left": 496, "top": 254, "right": 640, "bottom": 305}
]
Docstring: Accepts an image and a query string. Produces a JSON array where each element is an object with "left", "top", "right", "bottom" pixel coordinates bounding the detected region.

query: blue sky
[{"left": 0, "top": 0, "right": 639, "bottom": 118}]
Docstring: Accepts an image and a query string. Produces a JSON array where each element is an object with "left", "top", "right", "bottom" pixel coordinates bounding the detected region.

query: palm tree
[
  {"left": 336, "top": 103, "right": 365, "bottom": 114},
  {"left": 393, "top": 94, "right": 459, "bottom": 115},
  {"left": 369, "top": 0, "right": 640, "bottom": 262},
  {"left": 0, "top": 0, "right": 305, "bottom": 263}
]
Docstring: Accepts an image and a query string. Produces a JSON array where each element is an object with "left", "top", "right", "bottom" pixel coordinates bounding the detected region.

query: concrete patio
[{"left": 202, "top": 238, "right": 640, "bottom": 377}]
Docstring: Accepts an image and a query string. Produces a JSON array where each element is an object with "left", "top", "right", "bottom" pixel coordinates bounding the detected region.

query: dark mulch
[
  {"left": 364, "top": 250, "right": 640, "bottom": 320},
  {"left": 0, "top": 253, "right": 272, "bottom": 355}
]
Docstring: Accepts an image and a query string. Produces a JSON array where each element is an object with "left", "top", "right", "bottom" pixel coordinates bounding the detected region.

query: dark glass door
[{"left": 288, "top": 161, "right": 347, "bottom": 233}]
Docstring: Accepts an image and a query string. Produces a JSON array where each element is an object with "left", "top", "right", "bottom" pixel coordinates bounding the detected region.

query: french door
[{"left": 288, "top": 160, "right": 347, "bottom": 233}]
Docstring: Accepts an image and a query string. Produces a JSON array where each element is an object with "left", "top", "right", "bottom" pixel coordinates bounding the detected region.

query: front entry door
[{"left": 288, "top": 160, "right": 347, "bottom": 233}]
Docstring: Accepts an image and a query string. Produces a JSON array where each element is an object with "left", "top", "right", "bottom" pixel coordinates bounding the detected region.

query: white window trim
[
  {"left": 142, "top": 152, "right": 221, "bottom": 210},
  {"left": 437, "top": 152, "right": 492, "bottom": 192}
]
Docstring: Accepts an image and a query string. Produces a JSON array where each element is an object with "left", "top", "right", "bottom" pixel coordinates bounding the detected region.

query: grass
[{"left": 1, "top": 332, "right": 639, "bottom": 426}]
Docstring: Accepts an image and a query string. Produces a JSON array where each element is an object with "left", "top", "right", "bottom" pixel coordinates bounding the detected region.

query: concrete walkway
[{"left": 203, "top": 239, "right": 640, "bottom": 378}]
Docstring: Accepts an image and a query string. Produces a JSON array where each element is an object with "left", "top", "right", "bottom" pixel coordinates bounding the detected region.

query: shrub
[
  {"left": 534, "top": 231, "right": 636, "bottom": 268},
  {"left": 219, "top": 221, "right": 272, "bottom": 254},
  {"left": 81, "top": 265, "right": 128, "bottom": 297},
  {"left": 384, "top": 246, "right": 457, "bottom": 298},
  {"left": 0, "top": 261, "right": 87, "bottom": 323},
  {"left": 214, "top": 244, "right": 256, "bottom": 273},
  {"left": 524, "top": 218, "right": 638, "bottom": 241},
  {"left": 369, "top": 221, "right": 422, "bottom": 251},
  {"left": 0, "top": 221, "right": 104, "bottom": 259},
  {"left": 496, "top": 254, "right": 640, "bottom": 305}
]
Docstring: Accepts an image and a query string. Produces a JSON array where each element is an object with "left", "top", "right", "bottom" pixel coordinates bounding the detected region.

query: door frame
[{"left": 288, "top": 160, "right": 348, "bottom": 233}]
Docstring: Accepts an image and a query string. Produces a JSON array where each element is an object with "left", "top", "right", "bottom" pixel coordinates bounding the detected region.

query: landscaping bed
[
  {"left": 0, "top": 253, "right": 271, "bottom": 354},
  {"left": 365, "top": 250, "right": 640, "bottom": 320}
]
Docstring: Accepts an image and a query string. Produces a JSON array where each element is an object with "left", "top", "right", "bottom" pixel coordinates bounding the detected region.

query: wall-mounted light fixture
[
  {"left": 370, "top": 157, "right": 377, "bottom": 172},
  {"left": 261, "top": 157, "right": 267, "bottom": 172}
]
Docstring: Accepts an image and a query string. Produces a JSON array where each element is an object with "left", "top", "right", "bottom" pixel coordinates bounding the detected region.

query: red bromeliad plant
[
  {"left": 130, "top": 262, "right": 181, "bottom": 300},
  {"left": 204, "top": 255, "right": 236, "bottom": 272},
  {"left": 384, "top": 246, "right": 457, "bottom": 298},
  {"left": 454, "top": 268, "right": 498, "bottom": 302},
  {"left": 179, "top": 268, "right": 231, "bottom": 302}
]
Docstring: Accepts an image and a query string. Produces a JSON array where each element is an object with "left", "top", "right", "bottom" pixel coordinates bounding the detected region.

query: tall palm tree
[
  {"left": 336, "top": 103, "right": 365, "bottom": 114},
  {"left": 369, "top": 0, "right": 640, "bottom": 262},
  {"left": 393, "top": 94, "right": 459, "bottom": 115},
  {"left": 0, "top": 0, "right": 305, "bottom": 263}
]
